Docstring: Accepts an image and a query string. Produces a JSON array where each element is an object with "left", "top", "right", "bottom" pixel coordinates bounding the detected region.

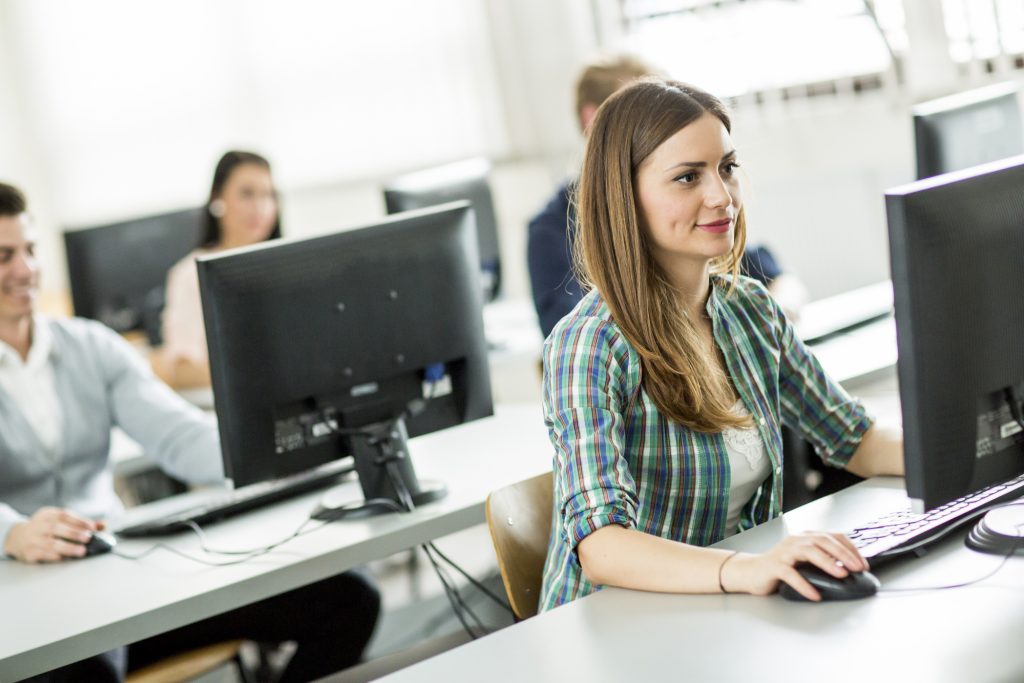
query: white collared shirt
[{"left": 0, "top": 316, "right": 62, "bottom": 458}]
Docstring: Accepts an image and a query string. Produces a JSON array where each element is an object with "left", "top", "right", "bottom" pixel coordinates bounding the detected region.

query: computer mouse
[
  {"left": 82, "top": 531, "right": 116, "bottom": 557},
  {"left": 779, "top": 562, "right": 880, "bottom": 602}
]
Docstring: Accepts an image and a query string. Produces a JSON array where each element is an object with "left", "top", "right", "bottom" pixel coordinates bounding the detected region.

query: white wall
[{"left": 731, "top": 92, "right": 915, "bottom": 298}]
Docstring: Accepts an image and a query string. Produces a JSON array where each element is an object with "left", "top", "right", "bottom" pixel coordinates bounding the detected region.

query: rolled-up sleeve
[
  {"left": 774, "top": 303, "right": 874, "bottom": 468},
  {"left": 544, "top": 316, "right": 638, "bottom": 553}
]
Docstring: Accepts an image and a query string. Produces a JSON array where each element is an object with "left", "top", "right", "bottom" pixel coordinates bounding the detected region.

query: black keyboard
[
  {"left": 116, "top": 461, "right": 355, "bottom": 537},
  {"left": 847, "top": 472, "right": 1024, "bottom": 562}
]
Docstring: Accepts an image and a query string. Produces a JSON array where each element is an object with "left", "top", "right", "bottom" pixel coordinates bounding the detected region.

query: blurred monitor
[
  {"left": 886, "top": 155, "right": 1024, "bottom": 514},
  {"left": 383, "top": 158, "right": 502, "bottom": 302},
  {"left": 197, "top": 201, "right": 493, "bottom": 512},
  {"left": 913, "top": 82, "right": 1024, "bottom": 179},
  {"left": 64, "top": 207, "right": 203, "bottom": 339}
]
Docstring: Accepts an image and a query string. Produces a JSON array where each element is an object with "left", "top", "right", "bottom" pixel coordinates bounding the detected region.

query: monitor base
[{"left": 311, "top": 479, "right": 447, "bottom": 521}]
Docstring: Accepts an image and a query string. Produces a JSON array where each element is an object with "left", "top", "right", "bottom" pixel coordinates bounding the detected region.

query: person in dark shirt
[{"left": 528, "top": 56, "right": 807, "bottom": 338}]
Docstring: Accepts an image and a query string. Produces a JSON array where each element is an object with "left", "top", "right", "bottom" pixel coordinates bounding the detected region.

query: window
[
  {"left": 941, "top": 0, "right": 1024, "bottom": 62},
  {"left": 617, "top": 0, "right": 906, "bottom": 98}
]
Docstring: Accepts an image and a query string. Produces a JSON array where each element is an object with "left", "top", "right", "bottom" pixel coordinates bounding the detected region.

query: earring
[{"left": 208, "top": 199, "right": 226, "bottom": 218}]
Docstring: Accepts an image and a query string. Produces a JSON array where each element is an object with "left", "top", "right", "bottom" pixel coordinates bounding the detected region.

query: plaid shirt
[{"left": 538, "top": 275, "right": 873, "bottom": 611}]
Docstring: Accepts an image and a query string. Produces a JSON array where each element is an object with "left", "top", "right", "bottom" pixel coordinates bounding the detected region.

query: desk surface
[
  {"left": 0, "top": 403, "right": 553, "bottom": 682},
  {"left": 377, "top": 478, "right": 1024, "bottom": 683}
]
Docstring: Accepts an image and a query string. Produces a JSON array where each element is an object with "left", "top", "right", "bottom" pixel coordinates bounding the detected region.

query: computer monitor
[
  {"left": 197, "top": 201, "right": 493, "bottom": 511},
  {"left": 912, "top": 82, "right": 1024, "bottom": 179},
  {"left": 64, "top": 207, "right": 204, "bottom": 337},
  {"left": 383, "top": 158, "right": 502, "bottom": 302},
  {"left": 885, "top": 155, "right": 1024, "bottom": 518}
]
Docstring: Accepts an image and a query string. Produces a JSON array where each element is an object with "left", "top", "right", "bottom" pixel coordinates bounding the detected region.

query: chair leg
[{"left": 233, "top": 651, "right": 257, "bottom": 683}]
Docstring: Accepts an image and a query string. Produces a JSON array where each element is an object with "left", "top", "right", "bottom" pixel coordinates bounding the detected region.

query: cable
[
  {"left": 424, "top": 547, "right": 484, "bottom": 638},
  {"left": 382, "top": 462, "right": 494, "bottom": 639},
  {"left": 183, "top": 518, "right": 322, "bottom": 555},
  {"left": 112, "top": 517, "right": 326, "bottom": 566},
  {"left": 422, "top": 543, "right": 488, "bottom": 638},
  {"left": 314, "top": 415, "right": 499, "bottom": 638},
  {"left": 878, "top": 501, "right": 1024, "bottom": 594},
  {"left": 426, "top": 542, "right": 514, "bottom": 614},
  {"left": 1006, "top": 387, "right": 1024, "bottom": 431}
]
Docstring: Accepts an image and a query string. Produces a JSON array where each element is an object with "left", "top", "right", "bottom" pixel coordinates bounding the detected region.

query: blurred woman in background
[{"left": 158, "top": 150, "right": 281, "bottom": 388}]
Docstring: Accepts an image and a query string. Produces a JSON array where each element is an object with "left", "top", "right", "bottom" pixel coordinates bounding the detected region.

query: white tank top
[{"left": 723, "top": 400, "right": 771, "bottom": 536}]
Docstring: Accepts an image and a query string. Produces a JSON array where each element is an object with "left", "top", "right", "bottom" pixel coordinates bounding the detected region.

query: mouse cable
[
  {"left": 877, "top": 501, "right": 1024, "bottom": 594},
  {"left": 181, "top": 518, "right": 327, "bottom": 556},
  {"left": 111, "top": 517, "right": 326, "bottom": 566}
]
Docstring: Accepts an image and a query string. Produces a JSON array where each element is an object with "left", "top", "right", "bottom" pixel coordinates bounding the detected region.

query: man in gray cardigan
[{"left": 0, "top": 183, "right": 379, "bottom": 682}]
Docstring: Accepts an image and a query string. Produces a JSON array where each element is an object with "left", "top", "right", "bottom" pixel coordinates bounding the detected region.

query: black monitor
[
  {"left": 197, "top": 201, "right": 493, "bottom": 512},
  {"left": 885, "top": 155, "right": 1024, "bottom": 520},
  {"left": 383, "top": 158, "right": 502, "bottom": 302},
  {"left": 913, "top": 82, "right": 1024, "bottom": 179},
  {"left": 64, "top": 207, "right": 204, "bottom": 337}
]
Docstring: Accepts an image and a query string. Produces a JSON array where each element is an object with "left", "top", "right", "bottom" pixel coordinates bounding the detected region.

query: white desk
[
  {"left": 808, "top": 315, "right": 897, "bottom": 388},
  {"left": 800, "top": 280, "right": 897, "bottom": 388},
  {"left": 375, "top": 478, "right": 1024, "bottom": 683},
  {"left": 0, "top": 403, "right": 553, "bottom": 682}
]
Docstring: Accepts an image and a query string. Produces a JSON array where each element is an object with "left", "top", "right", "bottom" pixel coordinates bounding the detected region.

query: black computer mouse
[
  {"left": 82, "top": 532, "right": 116, "bottom": 557},
  {"left": 779, "top": 562, "right": 880, "bottom": 602}
]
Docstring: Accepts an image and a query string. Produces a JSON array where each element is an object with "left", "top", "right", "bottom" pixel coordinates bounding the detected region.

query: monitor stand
[
  {"left": 312, "top": 416, "right": 447, "bottom": 521},
  {"left": 966, "top": 501, "right": 1024, "bottom": 555}
]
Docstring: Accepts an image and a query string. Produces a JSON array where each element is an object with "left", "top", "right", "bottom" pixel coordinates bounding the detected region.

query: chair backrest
[{"left": 485, "top": 471, "right": 553, "bottom": 620}]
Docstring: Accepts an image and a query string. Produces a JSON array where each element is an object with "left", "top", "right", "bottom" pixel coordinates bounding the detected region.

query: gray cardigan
[{"left": 0, "top": 317, "right": 223, "bottom": 547}]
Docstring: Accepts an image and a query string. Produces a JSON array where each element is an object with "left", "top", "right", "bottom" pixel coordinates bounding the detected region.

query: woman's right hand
[
  {"left": 720, "top": 532, "right": 868, "bottom": 601},
  {"left": 3, "top": 507, "right": 104, "bottom": 564}
]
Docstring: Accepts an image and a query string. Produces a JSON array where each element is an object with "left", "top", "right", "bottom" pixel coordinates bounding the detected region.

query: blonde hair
[
  {"left": 575, "top": 54, "right": 657, "bottom": 129},
  {"left": 574, "top": 78, "right": 750, "bottom": 432}
]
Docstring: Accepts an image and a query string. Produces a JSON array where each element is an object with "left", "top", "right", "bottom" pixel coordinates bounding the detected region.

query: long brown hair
[
  {"left": 574, "top": 78, "right": 750, "bottom": 432},
  {"left": 201, "top": 150, "right": 282, "bottom": 248}
]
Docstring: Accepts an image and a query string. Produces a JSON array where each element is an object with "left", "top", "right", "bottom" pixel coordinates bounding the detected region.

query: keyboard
[
  {"left": 116, "top": 460, "right": 355, "bottom": 537},
  {"left": 847, "top": 472, "right": 1024, "bottom": 562}
]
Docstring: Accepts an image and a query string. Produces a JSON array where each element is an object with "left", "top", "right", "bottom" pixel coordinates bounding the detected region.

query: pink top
[{"left": 160, "top": 249, "right": 210, "bottom": 366}]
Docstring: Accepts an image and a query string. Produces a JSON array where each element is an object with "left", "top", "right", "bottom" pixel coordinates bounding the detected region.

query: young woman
[
  {"left": 539, "top": 78, "right": 903, "bottom": 610},
  {"left": 158, "top": 150, "right": 281, "bottom": 388}
]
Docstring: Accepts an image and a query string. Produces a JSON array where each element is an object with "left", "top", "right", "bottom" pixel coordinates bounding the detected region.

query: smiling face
[
  {"left": 634, "top": 112, "right": 742, "bottom": 278},
  {"left": 0, "top": 213, "right": 39, "bottom": 324}
]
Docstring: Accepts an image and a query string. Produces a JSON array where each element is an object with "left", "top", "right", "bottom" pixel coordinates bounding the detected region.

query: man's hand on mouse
[
  {"left": 3, "top": 507, "right": 106, "bottom": 564},
  {"left": 719, "top": 532, "right": 868, "bottom": 601}
]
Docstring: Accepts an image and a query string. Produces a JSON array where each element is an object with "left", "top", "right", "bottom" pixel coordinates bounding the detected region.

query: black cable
[
  {"left": 422, "top": 544, "right": 488, "bottom": 636},
  {"left": 315, "top": 414, "right": 496, "bottom": 638},
  {"left": 878, "top": 501, "right": 1024, "bottom": 594},
  {"left": 383, "top": 462, "right": 493, "bottom": 639},
  {"left": 426, "top": 542, "right": 513, "bottom": 614},
  {"left": 421, "top": 543, "right": 483, "bottom": 638},
  {"left": 1006, "top": 387, "right": 1024, "bottom": 431}
]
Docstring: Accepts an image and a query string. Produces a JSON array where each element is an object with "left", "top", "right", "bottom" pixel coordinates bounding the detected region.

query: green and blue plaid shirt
[{"left": 538, "top": 275, "right": 873, "bottom": 612}]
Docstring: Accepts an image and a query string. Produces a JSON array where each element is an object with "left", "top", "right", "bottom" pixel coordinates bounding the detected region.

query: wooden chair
[
  {"left": 126, "top": 640, "right": 249, "bottom": 683},
  {"left": 485, "top": 471, "right": 553, "bottom": 620}
]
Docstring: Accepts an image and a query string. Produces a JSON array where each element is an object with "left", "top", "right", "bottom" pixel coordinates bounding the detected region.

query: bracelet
[{"left": 718, "top": 550, "right": 739, "bottom": 594}]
